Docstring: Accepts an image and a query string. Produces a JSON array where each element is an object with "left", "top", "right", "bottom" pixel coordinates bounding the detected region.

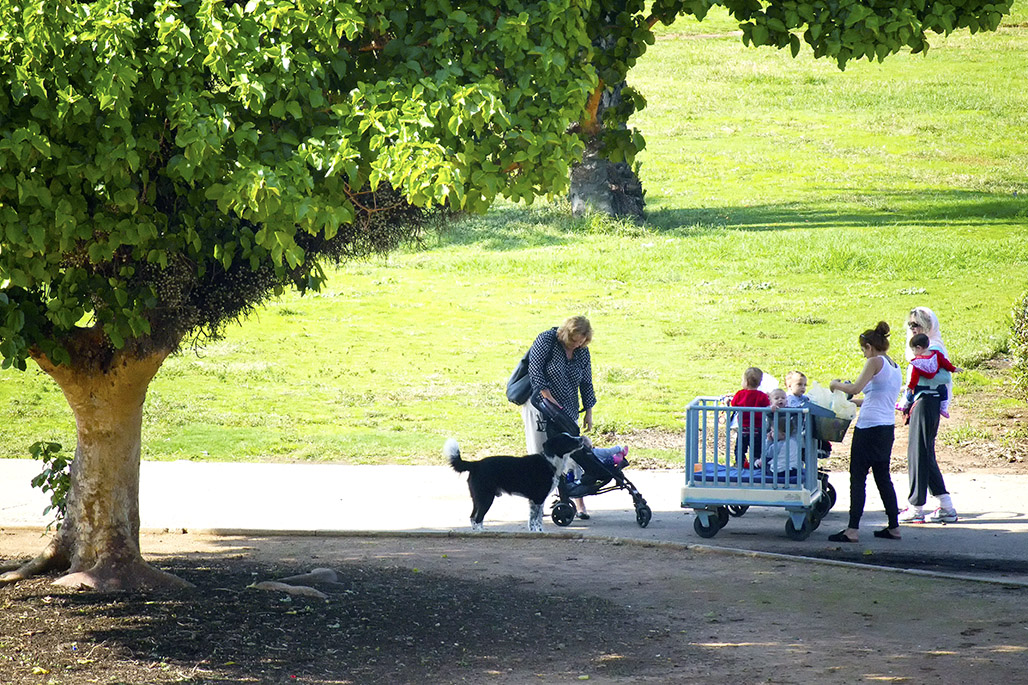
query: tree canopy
[
  {"left": 577, "top": 0, "right": 1014, "bottom": 178},
  {"left": 0, "top": 0, "right": 596, "bottom": 371},
  {"left": 0, "top": 0, "right": 600, "bottom": 590},
  {"left": 0, "top": 0, "right": 1015, "bottom": 364}
]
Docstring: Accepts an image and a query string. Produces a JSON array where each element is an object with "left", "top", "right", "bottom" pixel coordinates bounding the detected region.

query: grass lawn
[{"left": 1, "top": 4, "right": 1026, "bottom": 466}]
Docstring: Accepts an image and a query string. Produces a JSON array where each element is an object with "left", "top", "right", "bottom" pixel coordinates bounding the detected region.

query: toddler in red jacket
[
  {"left": 899, "top": 333, "right": 962, "bottom": 418},
  {"left": 730, "top": 367, "right": 770, "bottom": 468}
]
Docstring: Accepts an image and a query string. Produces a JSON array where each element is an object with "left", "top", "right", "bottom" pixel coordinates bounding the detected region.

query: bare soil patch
[{"left": 2, "top": 532, "right": 1027, "bottom": 684}]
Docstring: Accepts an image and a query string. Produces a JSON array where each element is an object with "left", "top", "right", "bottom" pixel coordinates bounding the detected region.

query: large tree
[
  {"left": 571, "top": 0, "right": 1015, "bottom": 217},
  {"left": 0, "top": 0, "right": 1014, "bottom": 592},
  {"left": 0, "top": 0, "right": 596, "bottom": 590}
]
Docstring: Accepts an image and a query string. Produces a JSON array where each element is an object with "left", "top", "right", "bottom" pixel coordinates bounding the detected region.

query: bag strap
[{"left": 532, "top": 327, "right": 563, "bottom": 404}]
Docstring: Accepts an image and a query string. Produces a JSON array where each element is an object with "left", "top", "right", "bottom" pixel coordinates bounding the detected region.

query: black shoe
[
  {"left": 577, "top": 512, "right": 590, "bottom": 520},
  {"left": 873, "top": 528, "right": 901, "bottom": 540},
  {"left": 828, "top": 531, "right": 857, "bottom": 543}
]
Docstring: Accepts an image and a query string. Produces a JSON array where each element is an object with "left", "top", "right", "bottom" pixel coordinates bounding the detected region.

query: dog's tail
[{"left": 444, "top": 438, "right": 470, "bottom": 473}]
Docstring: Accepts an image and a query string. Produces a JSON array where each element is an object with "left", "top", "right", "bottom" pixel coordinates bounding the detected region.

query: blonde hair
[
  {"left": 785, "top": 370, "right": 806, "bottom": 386},
  {"left": 908, "top": 307, "right": 935, "bottom": 332},
  {"left": 557, "top": 316, "right": 593, "bottom": 347},
  {"left": 743, "top": 367, "right": 763, "bottom": 388}
]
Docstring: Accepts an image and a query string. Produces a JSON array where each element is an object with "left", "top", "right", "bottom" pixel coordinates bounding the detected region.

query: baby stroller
[{"left": 534, "top": 397, "right": 652, "bottom": 528}]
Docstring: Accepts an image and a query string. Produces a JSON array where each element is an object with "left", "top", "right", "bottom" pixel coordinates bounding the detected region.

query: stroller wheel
[
  {"left": 551, "top": 502, "right": 576, "bottom": 527},
  {"left": 636, "top": 505, "right": 652, "bottom": 528},
  {"left": 716, "top": 506, "right": 730, "bottom": 528},
  {"left": 727, "top": 505, "right": 749, "bottom": 518}
]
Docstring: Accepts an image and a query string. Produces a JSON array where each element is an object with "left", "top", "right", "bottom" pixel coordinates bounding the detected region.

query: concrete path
[{"left": 2, "top": 459, "right": 1026, "bottom": 584}]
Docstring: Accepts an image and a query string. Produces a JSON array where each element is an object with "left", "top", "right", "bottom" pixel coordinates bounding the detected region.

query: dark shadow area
[
  {"left": 0, "top": 557, "right": 681, "bottom": 684},
  {"left": 815, "top": 549, "right": 1028, "bottom": 579},
  {"left": 424, "top": 189, "right": 1027, "bottom": 252},
  {"left": 645, "top": 189, "right": 1028, "bottom": 233},
  {"left": 428, "top": 203, "right": 579, "bottom": 252},
  {"left": 694, "top": 506, "right": 1028, "bottom": 584}
]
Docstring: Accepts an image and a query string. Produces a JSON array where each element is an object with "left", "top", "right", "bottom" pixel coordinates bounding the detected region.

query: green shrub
[{"left": 29, "top": 441, "right": 71, "bottom": 531}]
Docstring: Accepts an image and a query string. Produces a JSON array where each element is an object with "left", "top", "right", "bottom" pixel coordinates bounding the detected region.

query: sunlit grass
[{"left": 1, "top": 5, "right": 1026, "bottom": 465}]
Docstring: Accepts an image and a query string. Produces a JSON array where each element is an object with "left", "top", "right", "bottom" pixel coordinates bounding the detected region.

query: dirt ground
[{"left": 1, "top": 532, "right": 1026, "bottom": 684}]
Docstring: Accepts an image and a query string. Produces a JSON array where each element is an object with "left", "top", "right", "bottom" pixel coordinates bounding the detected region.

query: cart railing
[{"left": 684, "top": 396, "right": 818, "bottom": 493}]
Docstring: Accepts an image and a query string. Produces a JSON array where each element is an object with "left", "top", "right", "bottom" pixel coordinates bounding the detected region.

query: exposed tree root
[
  {"left": 0, "top": 538, "right": 68, "bottom": 586},
  {"left": 54, "top": 558, "right": 194, "bottom": 592},
  {"left": 0, "top": 538, "right": 190, "bottom": 591}
]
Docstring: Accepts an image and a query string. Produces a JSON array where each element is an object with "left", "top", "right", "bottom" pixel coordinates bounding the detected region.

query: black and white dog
[{"left": 445, "top": 434, "right": 587, "bottom": 532}]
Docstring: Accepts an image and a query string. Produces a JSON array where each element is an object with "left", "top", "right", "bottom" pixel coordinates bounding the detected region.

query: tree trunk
[
  {"left": 569, "top": 133, "right": 645, "bottom": 219},
  {"left": 22, "top": 350, "right": 191, "bottom": 591},
  {"left": 569, "top": 83, "right": 646, "bottom": 220}
]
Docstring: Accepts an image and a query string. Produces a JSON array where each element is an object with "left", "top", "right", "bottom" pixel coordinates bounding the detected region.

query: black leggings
[{"left": 848, "top": 425, "right": 900, "bottom": 530}]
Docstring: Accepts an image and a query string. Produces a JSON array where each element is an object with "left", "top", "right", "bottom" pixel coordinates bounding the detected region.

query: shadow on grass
[
  {"left": 646, "top": 188, "right": 1028, "bottom": 232},
  {"left": 426, "top": 189, "right": 1027, "bottom": 252},
  {"left": 428, "top": 202, "right": 580, "bottom": 251}
]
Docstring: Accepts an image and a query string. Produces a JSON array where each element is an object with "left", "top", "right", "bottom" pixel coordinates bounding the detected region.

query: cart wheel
[
  {"left": 716, "top": 506, "right": 730, "bottom": 527},
  {"left": 551, "top": 502, "right": 576, "bottom": 527},
  {"left": 809, "top": 512, "right": 822, "bottom": 531},
  {"left": 727, "top": 505, "right": 749, "bottom": 518},
  {"left": 785, "top": 515, "right": 812, "bottom": 541},
  {"left": 694, "top": 515, "right": 721, "bottom": 539},
  {"left": 636, "top": 505, "right": 652, "bottom": 528}
]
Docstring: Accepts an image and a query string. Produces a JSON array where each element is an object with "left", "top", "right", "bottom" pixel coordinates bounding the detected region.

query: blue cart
[{"left": 681, "top": 396, "right": 836, "bottom": 540}]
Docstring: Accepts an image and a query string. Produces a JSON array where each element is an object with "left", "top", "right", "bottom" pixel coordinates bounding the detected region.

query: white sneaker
[
  {"left": 927, "top": 507, "right": 958, "bottom": 523},
  {"left": 898, "top": 508, "right": 925, "bottom": 523}
]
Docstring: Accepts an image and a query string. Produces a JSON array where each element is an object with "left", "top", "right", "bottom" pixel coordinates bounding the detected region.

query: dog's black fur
[{"left": 445, "top": 434, "right": 586, "bottom": 531}]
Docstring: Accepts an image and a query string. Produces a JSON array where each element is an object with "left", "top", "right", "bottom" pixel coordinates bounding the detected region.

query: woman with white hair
[
  {"left": 522, "top": 316, "right": 597, "bottom": 519},
  {"left": 899, "top": 307, "right": 958, "bottom": 524}
]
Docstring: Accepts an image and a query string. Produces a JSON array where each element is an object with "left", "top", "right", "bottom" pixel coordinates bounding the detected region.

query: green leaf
[{"left": 751, "top": 24, "right": 769, "bottom": 46}]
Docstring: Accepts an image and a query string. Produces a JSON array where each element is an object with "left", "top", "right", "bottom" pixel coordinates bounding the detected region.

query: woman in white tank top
[{"left": 828, "top": 322, "right": 902, "bottom": 543}]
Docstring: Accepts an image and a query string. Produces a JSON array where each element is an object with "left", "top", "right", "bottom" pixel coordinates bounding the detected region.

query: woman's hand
[
  {"left": 540, "top": 389, "right": 560, "bottom": 407},
  {"left": 582, "top": 408, "right": 593, "bottom": 433}
]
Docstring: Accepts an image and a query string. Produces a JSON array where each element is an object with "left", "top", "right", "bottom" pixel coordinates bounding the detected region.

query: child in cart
[
  {"left": 785, "top": 370, "right": 809, "bottom": 408},
  {"left": 785, "top": 370, "right": 832, "bottom": 459},
  {"left": 730, "top": 367, "right": 770, "bottom": 468},
  {"left": 757, "top": 389, "right": 803, "bottom": 476}
]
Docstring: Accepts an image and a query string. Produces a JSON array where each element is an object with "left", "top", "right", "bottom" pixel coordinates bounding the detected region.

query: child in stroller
[{"left": 533, "top": 397, "right": 652, "bottom": 528}]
